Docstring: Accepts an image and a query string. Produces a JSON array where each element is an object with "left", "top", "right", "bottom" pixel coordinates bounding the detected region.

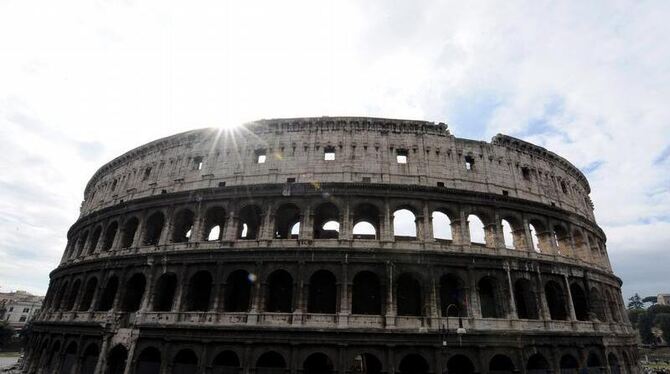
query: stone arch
[
  {"left": 45, "top": 340, "right": 62, "bottom": 373},
  {"left": 266, "top": 269, "right": 293, "bottom": 312},
  {"left": 514, "top": 278, "right": 539, "bottom": 319},
  {"left": 225, "top": 269, "right": 252, "bottom": 312},
  {"left": 135, "top": 346, "right": 161, "bottom": 374},
  {"left": 121, "top": 273, "right": 146, "bottom": 312},
  {"left": 573, "top": 229, "right": 590, "bottom": 261},
  {"left": 396, "top": 273, "right": 423, "bottom": 316},
  {"left": 172, "top": 349, "right": 198, "bottom": 374},
  {"left": 560, "top": 354, "right": 579, "bottom": 373},
  {"left": 185, "top": 270, "right": 213, "bottom": 311},
  {"left": 97, "top": 275, "right": 119, "bottom": 311},
  {"left": 589, "top": 287, "right": 607, "bottom": 321},
  {"left": 467, "top": 214, "right": 486, "bottom": 245},
  {"left": 501, "top": 219, "right": 515, "bottom": 249},
  {"left": 447, "top": 354, "right": 475, "bottom": 374},
  {"left": 212, "top": 350, "right": 240, "bottom": 373},
  {"left": 143, "top": 212, "right": 165, "bottom": 246},
  {"left": 351, "top": 271, "right": 382, "bottom": 315},
  {"left": 53, "top": 281, "right": 69, "bottom": 311},
  {"left": 204, "top": 206, "right": 226, "bottom": 241},
  {"left": 106, "top": 344, "right": 128, "bottom": 374},
  {"left": 606, "top": 290, "right": 621, "bottom": 322},
  {"left": 553, "top": 224, "right": 572, "bottom": 256},
  {"left": 499, "top": 213, "right": 525, "bottom": 250},
  {"left": 256, "top": 351, "right": 286, "bottom": 370},
  {"left": 80, "top": 343, "right": 99, "bottom": 374},
  {"left": 398, "top": 353, "right": 429, "bottom": 374},
  {"left": 529, "top": 218, "right": 550, "bottom": 253},
  {"left": 102, "top": 221, "right": 118, "bottom": 251},
  {"left": 587, "top": 352, "right": 603, "bottom": 373},
  {"left": 308, "top": 269, "right": 337, "bottom": 314},
  {"left": 352, "top": 203, "right": 380, "bottom": 239},
  {"left": 75, "top": 230, "right": 89, "bottom": 258},
  {"left": 526, "top": 353, "right": 550, "bottom": 374},
  {"left": 545, "top": 280, "right": 568, "bottom": 320},
  {"left": 570, "top": 283, "right": 589, "bottom": 321},
  {"left": 153, "top": 272, "right": 178, "bottom": 312},
  {"left": 78, "top": 277, "right": 98, "bottom": 311},
  {"left": 351, "top": 352, "right": 383, "bottom": 374},
  {"left": 393, "top": 207, "right": 417, "bottom": 239},
  {"left": 64, "top": 278, "right": 81, "bottom": 311},
  {"left": 528, "top": 222, "right": 541, "bottom": 252},
  {"left": 303, "top": 352, "right": 334, "bottom": 374},
  {"left": 88, "top": 225, "right": 102, "bottom": 254},
  {"left": 440, "top": 273, "right": 466, "bottom": 317},
  {"left": 274, "top": 203, "right": 301, "bottom": 239},
  {"left": 432, "top": 210, "right": 453, "bottom": 241},
  {"left": 171, "top": 208, "right": 194, "bottom": 243},
  {"left": 61, "top": 341, "right": 79, "bottom": 374},
  {"left": 238, "top": 204, "right": 263, "bottom": 239},
  {"left": 608, "top": 353, "right": 621, "bottom": 374},
  {"left": 489, "top": 354, "right": 516, "bottom": 374},
  {"left": 479, "top": 276, "right": 503, "bottom": 318},
  {"left": 121, "top": 216, "right": 140, "bottom": 248},
  {"left": 314, "top": 202, "right": 340, "bottom": 239}
]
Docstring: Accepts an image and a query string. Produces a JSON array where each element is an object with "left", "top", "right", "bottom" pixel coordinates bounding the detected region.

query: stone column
[
  {"left": 93, "top": 334, "right": 111, "bottom": 374},
  {"left": 460, "top": 210, "right": 471, "bottom": 244},
  {"left": 467, "top": 267, "right": 482, "bottom": 319},
  {"left": 224, "top": 212, "right": 239, "bottom": 241},
  {"left": 172, "top": 265, "right": 188, "bottom": 312},
  {"left": 505, "top": 266, "right": 518, "bottom": 319},
  {"left": 158, "top": 208, "right": 175, "bottom": 246},
  {"left": 341, "top": 200, "right": 352, "bottom": 240},
  {"left": 260, "top": 204, "right": 275, "bottom": 241},
  {"left": 211, "top": 262, "right": 224, "bottom": 311},
  {"left": 384, "top": 262, "right": 396, "bottom": 326},
  {"left": 423, "top": 202, "right": 434, "bottom": 242},
  {"left": 535, "top": 270, "right": 549, "bottom": 320},
  {"left": 140, "top": 264, "right": 158, "bottom": 312},
  {"left": 300, "top": 204, "right": 313, "bottom": 240},
  {"left": 563, "top": 275, "right": 577, "bottom": 321},
  {"left": 381, "top": 200, "right": 393, "bottom": 242},
  {"left": 338, "top": 262, "right": 350, "bottom": 326}
]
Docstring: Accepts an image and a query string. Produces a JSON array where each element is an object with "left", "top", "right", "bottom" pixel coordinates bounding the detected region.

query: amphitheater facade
[{"left": 25, "top": 117, "right": 637, "bottom": 374}]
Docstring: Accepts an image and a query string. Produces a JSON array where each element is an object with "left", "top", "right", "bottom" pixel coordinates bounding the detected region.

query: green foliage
[
  {"left": 628, "top": 293, "right": 644, "bottom": 310},
  {"left": 638, "top": 311, "right": 655, "bottom": 344},
  {"left": 648, "top": 304, "right": 670, "bottom": 314},
  {"left": 655, "top": 313, "right": 670, "bottom": 343},
  {"left": 628, "top": 308, "right": 646, "bottom": 327},
  {"left": 0, "top": 321, "right": 14, "bottom": 348},
  {"left": 643, "top": 296, "right": 658, "bottom": 304}
]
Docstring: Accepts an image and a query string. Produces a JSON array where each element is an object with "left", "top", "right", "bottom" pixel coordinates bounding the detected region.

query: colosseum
[{"left": 24, "top": 117, "right": 637, "bottom": 374}]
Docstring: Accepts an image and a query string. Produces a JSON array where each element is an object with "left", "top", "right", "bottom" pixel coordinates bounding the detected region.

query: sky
[{"left": 0, "top": 0, "right": 669, "bottom": 300}]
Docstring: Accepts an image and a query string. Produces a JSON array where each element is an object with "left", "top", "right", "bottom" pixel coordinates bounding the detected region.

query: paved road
[{"left": 0, "top": 356, "right": 19, "bottom": 369}]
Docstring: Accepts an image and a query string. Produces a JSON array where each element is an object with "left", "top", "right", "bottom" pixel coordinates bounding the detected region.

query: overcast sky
[{"left": 1, "top": 0, "right": 668, "bottom": 300}]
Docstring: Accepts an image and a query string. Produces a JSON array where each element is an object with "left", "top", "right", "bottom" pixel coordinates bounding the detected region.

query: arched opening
[
  {"left": 573, "top": 230, "right": 589, "bottom": 261},
  {"left": 106, "top": 345, "right": 128, "bottom": 374},
  {"left": 351, "top": 271, "right": 381, "bottom": 315},
  {"left": 393, "top": 208, "right": 417, "bottom": 239},
  {"left": 97, "top": 276, "right": 118, "bottom": 311},
  {"left": 238, "top": 205, "right": 262, "bottom": 239},
  {"left": 526, "top": 353, "right": 550, "bottom": 374},
  {"left": 553, "top": 225, "right": 571, "bottom": 255},
  {"left": 225, "top": 270, "right": 252, "bottom": 312},
  {"left": 314, "top": 203, "right": 340, "bottom": 239},
  {"left": 308, "top": 270, "right": 337, "bottom": 314},
  {"left": 274, "top": 204, "right": 301, "bottom": 239},
  {"left": 608, "top": 353, "right": 621, "bottom": 374},
  {"left": 351, "top": 353, "right": 382, "bottom": 374},
  {"left": 45, "top": 341, "right": 61, "bottom": 373},
  {"left": 607, "top": 291, "right": 621, "bottom": 322},
  {"left": 64, "top": 279, "right": 81, "bottom": 311},
  {"left": 587, "top": 353, "right": 602, "bottom": 374},
  {"left": 353, "top": 203, "right": 380, "bottom": 240},
  {"left": 303, "top": 352, "right": 334, "bottom": 374},
  {"left": 560, "top": 354, "right": 579, "bottom": 374},
  {"left": 102, "top": 222, "right": 118, "bottom": 251},
  {"left": 398, "top": 353, "right": 429, "bottom": 374},
  {"left": 153, "top": 273, "right": 177, "bottom": 312},
  {"left": 529, "top": 223, "right": 541, "bottom": 252},
  {"left": 121, "top": 217, "right": 139, "bottom": 248},
  {"left": 432, "top": 211, "right": 453, "bottom": 240},
  {"left": 143, "top": 212, "right": 165, "bottom": 246},
  {"left": 53, "top": 282, "right": 69, "bottom": 311},
  {"left": 171, "top": 209, "right": 194, "bottom": 243},
  {"left": 88, "top": 226, "right": 102, "bottom": 254},
  {"left": 172, "top": 349, "right": 198, "bottom": 374},
  {"left": 448, "top": 355, "right": 475, "bottom": 374},
  {"left": 590, "top": 288, "right": 607, "bottom": 321},
  {"left": 79, "top": 277, "right": 98, "bottom": 311},
  {"left": 75, "top": 230, "right": 89, "bottom": 258},
  {"left": 212, "top": 350, "right": 240, "bottom": 374},
  {"left": 185, "top": 271, "right": 213, "bottom": 311},
  {"left": 545, "top": 281, "right": 568, "bottom": 320},
  {"left": 256, "top": 351, "right": 286, "bottom": 372},
  {"left": 501, "top": 219, "right": 514, "bottom": 249},
  {"left": 479, "top": 277, "right": 502, "bottom": 318},
  {"left": 121, "top": 273, "right": 146, "bottom": 312},
  {"left": 136, "top": 347, "right": 161, "bottom": 374},
  {"left": 570, "top": 283, "right": 589, "bottom": 321},
  {"left": 80, "top": 344, "right": 99, "bottom": 374},
  {"left": 514, "top": 278, "right": 539, "bottom": 319},
  {"left": 204, "top": 207, "right": 226, "bottom": 241},
  {"left": 266, "top": 270, "right": 293, "bottom": 312},
  {"left": 468, "top": 214, "right": 486, "bottom": 244},
  {"left": 622, "top": 353, "right": 631, "bottom": 374},
  {"left": 61, "top": 342, "right": 78, "bottom": 374},
  {"left": 489, "top": 354, "right": 515, "bottom": 374},
  {"left": 396, "top": 273, "right": 422, "bottom": 316},
  {"left": 440, "top": 274, "right": 466, "bottom": 317}
]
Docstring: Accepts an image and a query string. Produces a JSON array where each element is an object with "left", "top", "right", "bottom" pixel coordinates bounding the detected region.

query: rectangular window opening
[
  {"left": 218, "top": 182, "right": 226, "bottom": 187},
  {"left": 465, "top": 155, "right": 475, "bottom": 170},
  {"left": 286, "top": 177, "right": 296, "bottom": 183},
  {"left": 362, "top": 177, "right": 371, "bottom": 183},
  {"left": 521, "top": 167, "right": 531, "bottom": 180},
  {"left": 437, "top": 182, "right": 445, "bottom": 187},
  {"left": 502, "top": 190, "right": 509, "bottom": 196},
  {"left": 255, "top": 149, "right": 267, "bottom": 164},
  {"left": 396, "top": 149, "right": 408, "bottom": 164},
  {"left": 324, "top": 146, "right": 336, "bottom": 161}
]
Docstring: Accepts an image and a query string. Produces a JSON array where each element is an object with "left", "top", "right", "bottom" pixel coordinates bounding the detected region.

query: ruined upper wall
[{"left": 80, "top": 117, "right": 595, "bottom": 221}]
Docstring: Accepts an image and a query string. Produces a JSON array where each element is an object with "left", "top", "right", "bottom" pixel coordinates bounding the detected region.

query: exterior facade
[
  {"left": 657, "top": 294, "right": 670, "bottom": 306},
  {"left": 24, "top": 117, "right": 636, "bottom": 374},
  {"left": 0, "top": 291, "right": 44, "bottom": 330}
]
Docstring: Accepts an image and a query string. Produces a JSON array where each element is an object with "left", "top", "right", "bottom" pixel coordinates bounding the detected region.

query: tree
[
  {"left": 628, "top": 293, "right": 644, "bottom": 310},
  {"left": 0, "top": 321, "right": 14, "bottom": 348},
  {"left": 643, "top": 296, "right": 658, "bottom": 305}
]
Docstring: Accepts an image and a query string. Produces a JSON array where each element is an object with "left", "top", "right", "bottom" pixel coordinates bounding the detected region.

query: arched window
[
  {"left": 303, "top": 352, "right": 334, "bottom": 374},
  {"left": 79, "top": 277, "right": 98, "bottom": 311},
  {"left": 185, "top": 271, "right": 213, "bottom": 311},
  {"left": 587, "top": 353, "right": 602, "bottom": 373},
  {"left": 393, "top": 208, "right": 417, "bottom": 239},
  {"left": 479, "top": 277, "right": 502, "bottom": 318},
  {"left": 608, "top": 353, "right": 621, "bottom": 374},
  {"left": 45, "top": 341, "right": 61, "bottom": 373},
  {"left": 64, "top": 279, "right": 81, "bottom": 311},
  {"left": 172, "top": 349, "right": 198, "bottom": 374},
  {"left": 153, "top": 273, "right": 177, "bottom": 312},
  {"left": 468, "top": 214, "right": 486, "bottom": 244},
  {"left": 143, "top": 212, "right": 165, "bottom": 246},
  {"left": 225, "top": 270, "right": 252, "bottom": 312},
  {"left": 526, "top": 353, "right": 550, "bottom": 374},
  {"left": 396, "top": 273, "right": 422, "bottom": 316},
  {"left": 573, "top": 230, "right": 589, "bottom": 260},
  {"left": 514, "top": 279, "right": 539, "bottom": 320},
  {"left": 212, "top": 351, "right": 240, "bottom": 374},
  {"left": 560, "top": 354, "right": 579, "bottom": 374},
  {"left": 74, "top": 231, "right": 89, "bottom": 258},
  {"left": 136, "top": 347, "right": 161, "bottom": 374},
  {"left": 88, "top": 226, "right": 102, "bottom": 254},
  {"left": 352, "top": 222, "right": 376, "bottom": 239},
  {"left": 353, "top": 203, "right": 380, "bottom": 239},
  {"left": 447, "top": 355, "right": 475, "bottom": 374},
  {"left": 351, "top": 271, "right": 381, "bottom": 315},
  {"left": 351, "top": 353, "right": 382, "bottom": 374},
  {"left": 53, "top": 281, "right": 69, "bottom": 311},
  {"left": 440, "top": 274, "right": 466, "bottom": 317},
  {"left": 529, "top": 223, "right": 541, "bottom": 252},
  {"left": 97, "top": 276, "right": 118, "bottom": 311},
  {"left": 553, "top": 225, "right": 571, "bottom": 255},
  {"left": 545, "top": 281, "right": 568, "bottom": 320},
  {"left": 102, "top": 222, "right": 118, "bottom": 251},
  {"left": 266, "top": 270, "right": 293, "bottom": 313},
  {"left": 121, "top": 217, "right": 139, "bottom": 248},
  {"left": 501, "top": 219, "right": 514, "bottom": 249},
  {"left": 106, "top": 345, "right": 128, "bottom": 374},
  {"left": 204, "top": 207, "right": 226, "bottom": 241},
  {"left": 432, "top": 211, "right": 453, "bottom": 240},
  {"left": 399, "top": 354, "right": 429, "bottom": 374},
  {"left": 238, "top": 205, "right": 262, "bottom": 239},
  {"left": 570, "top": 283, "right": 589, "bottom": 321},
  {"left": 308, "top": 270, "right": 337, "bottom": 314},
  {"left": 489, "top": 354, "right": 515, "bottom": 374},
  {"left": 256, "top": 351, "right": 286, "bottom": 370},
  {"left": 313, "top": 203, "right": 340, "bottom": 239},
  {"left": 274, "top": 204, "right": 301, "bottom": 239},
  {"left": 61, "top": 342, "right": 78, "bottom": 374},
  {"left": 171, "top": 209, "right": 194, "bottom": 243},
  {"left": 80, "top": 344, "right": 99, "bottom": 374},
  {"left": 590, "top": 288, "right": 607, "bottom": 321},
  {"left": 121, "top": 273, "right": 146, "bottom": 312}
]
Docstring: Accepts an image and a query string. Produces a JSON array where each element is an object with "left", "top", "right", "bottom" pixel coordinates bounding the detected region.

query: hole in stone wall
[
  {"left": 468, "top": 214, "right": 486, "bottom": 244},
  {"left": 351, "top": 271, "right": 381, "bottom": 315},
  {"left": 465, "top": 155, "right": 475, "bottom": 170},
  {"left": 153, "top": 273, "right": 177, "bottom": 312},
  {"left": 393, "top": 209, "right": 416, "bottom": 239},
  {"left": 324, "top": 146, "right": 335, "bottom": 161},
  {"left": 432, "top": 211, "right": 452, "bottom": 240},
  {"left": 396, "top": 149, "right": 408, "bottom": 164},
  {"left": 171, "top": 210, "right": 194, "bottom": 243}
]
